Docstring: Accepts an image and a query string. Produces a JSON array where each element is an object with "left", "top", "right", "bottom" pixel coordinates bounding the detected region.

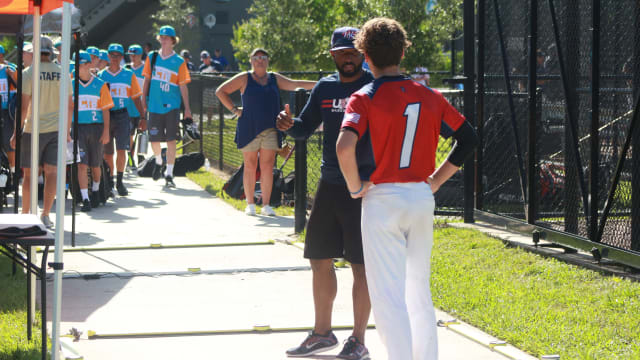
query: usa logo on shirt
[{"left": 321, "top": 97, "right": 349, "bottom": 112}]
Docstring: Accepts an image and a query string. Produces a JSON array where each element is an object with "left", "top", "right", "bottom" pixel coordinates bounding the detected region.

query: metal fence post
[
  {"left": 590, "top": 0, "right": 601, "bottom": 240},
  {"left": 527, "top": 0, "right": 538, "bottom": 225},
  {"left": 218, "top": 96, "right": 224, "bottom": 170},
  {"left": 451, "top": 31, "right": 457, "bottom": 89},
  {"left": 294, "top": 88, "right": 308, "bottom": 233},
  {"left": 476, "top": 0, "right": 485, "bottom": 211},
  {"left": 463, "top": 0, "right": 475, "bottom": 223},
  {"left": 632, "top": 0, "right": 640, "bottom": 251},
  {"left": 199, "top": 77, "right": 204, "bottom": 155}
]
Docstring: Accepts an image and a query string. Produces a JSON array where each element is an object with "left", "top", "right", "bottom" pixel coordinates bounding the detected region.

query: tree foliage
[
  {"left": 231, "top": 0, "right": 463, "bottom": 71},
  {"left": 150, "top": 0, "right": 200, "bottom": 54}
]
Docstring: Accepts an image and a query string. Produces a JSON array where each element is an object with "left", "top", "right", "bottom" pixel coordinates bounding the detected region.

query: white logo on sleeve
[{"left": 344, "top": 112, "right": 360, "bottom": 124}]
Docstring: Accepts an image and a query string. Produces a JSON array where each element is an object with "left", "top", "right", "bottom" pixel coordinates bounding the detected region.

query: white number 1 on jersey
[{"left": 400, "top": 103, "right": 421, "bottom": 168}]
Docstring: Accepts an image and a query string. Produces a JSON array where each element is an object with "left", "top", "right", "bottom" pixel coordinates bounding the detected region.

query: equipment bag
[
  {"left": 173, "top": 152, "right": 205, "bottom": 176},
  {"left": 222, "top": 164, "right": 246, "bottom": 200}
]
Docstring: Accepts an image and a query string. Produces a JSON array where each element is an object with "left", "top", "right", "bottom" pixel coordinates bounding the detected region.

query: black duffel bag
[{"left": 173, "top": 152, "right": 205, "bottom": 176}]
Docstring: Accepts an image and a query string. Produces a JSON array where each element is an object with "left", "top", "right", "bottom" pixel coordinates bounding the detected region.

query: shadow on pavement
[
  {"left": 254, "top": 215, "right": 295, "bottom": 228},
  {"left": 63, "top": 230, "right": 104, "bottom": 247}
]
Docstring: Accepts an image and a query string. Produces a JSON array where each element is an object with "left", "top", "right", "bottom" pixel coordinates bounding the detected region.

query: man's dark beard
[{"left": 336, "top": 60, "right": 363, "bottom": 78}]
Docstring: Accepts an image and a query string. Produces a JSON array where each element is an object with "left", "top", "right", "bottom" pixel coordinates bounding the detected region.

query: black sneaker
[
  {"left": 90, "top": 192, "right": 100, "bottom": 208},
  {"left": 80, "top": 199, "right": 91, "bottom": 212},
  {"left": 165, "top": 175, "right": 176, "bottom": 188},
  {"left": 337, "top": 336, "right": 370, "bottom": 360},
  {"left": 286, "top": 330, "right": 338, "bottom": 357},
  {"left": 116, "top": 182, "right": 129, "bottom": 196},
  {"left": 152, "top": 163, "right": 162, "bottom": 181}
]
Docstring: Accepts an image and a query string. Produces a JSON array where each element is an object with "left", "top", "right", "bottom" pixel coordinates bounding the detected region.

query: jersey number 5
[{"left": 400, "top": 103, "right": 421, "bottom": 168}]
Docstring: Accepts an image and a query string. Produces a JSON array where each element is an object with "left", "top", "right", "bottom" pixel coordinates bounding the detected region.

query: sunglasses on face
[{"left": 251, "top": 55, "right": 269, "bottom": 61}]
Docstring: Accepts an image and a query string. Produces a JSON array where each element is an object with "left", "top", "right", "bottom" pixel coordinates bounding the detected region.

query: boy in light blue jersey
[
  {"left": 0, "top": 62, "right": 17, "bottom": 174},
  {"left": 86, "top": 46, "right": 101, "bottom": 69},
  {"left": 125, "top": 44, "right": 146, "bottom": 169},
  {"left": 142, "top": 25, "right": 192, "bottom": 188},
  {"left": 99, "top": 43, "right": 143, "bottom": 196},
  {"left": 98, "top": 50, "right": 109, "bottom": 71},
  {"left": 74, "top": 51, "right": 114, "bottom": 211}
]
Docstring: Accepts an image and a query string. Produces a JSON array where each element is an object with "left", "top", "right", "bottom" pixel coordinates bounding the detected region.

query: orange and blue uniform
[{"left": 142, "top": 51, "right": 190, "bottom": 114}]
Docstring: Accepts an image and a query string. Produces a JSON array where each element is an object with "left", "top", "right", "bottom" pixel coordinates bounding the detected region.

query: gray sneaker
[
  {"left": 286, "top": 330, "right": 338, "bottom": 357},
  {"left": 40, "top": 214, "right": 54, "bottom": 230}
]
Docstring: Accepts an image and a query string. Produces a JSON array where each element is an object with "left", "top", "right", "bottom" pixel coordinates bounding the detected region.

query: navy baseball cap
[
  {"left": 158, "top": 25, "right": 176, "bottom": 37},
  {"left": 330, "top": 27, "right": 359, "bottom": 51},
  {"left": 74, "top": 51, "right": 92, "bottom": 65},
  {"left": 108, "top": 43, "right": 125, "bottom": 55},
  {"left": 127, "top": 44, "right": 143, "bottom": 55}
]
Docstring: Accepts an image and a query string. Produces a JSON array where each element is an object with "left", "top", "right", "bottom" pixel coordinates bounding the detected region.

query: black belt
[{"left": 110, "top": 108, "right": 128, "bottom": 114}]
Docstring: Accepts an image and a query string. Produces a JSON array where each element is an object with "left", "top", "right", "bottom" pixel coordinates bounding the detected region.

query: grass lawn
[
  {"left": 186, "top": 169, "right": 295, "bottom": 216},
  {"left": 432, "top": 226, "right": 640, "bottom": 359},
  {"left": 184, "top": 168, "right": 640, "bottom": 359},
  {"left": 0, "top": 257, "right": 47, "bottom": 360}
]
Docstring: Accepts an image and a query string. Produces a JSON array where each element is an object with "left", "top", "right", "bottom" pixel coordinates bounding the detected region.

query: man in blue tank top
[
  {"left": 276, "top": 27, "right": 374, "bottom": 359},
  {"left": 215, "top": 48, "right": 315, "bottom": 216}
]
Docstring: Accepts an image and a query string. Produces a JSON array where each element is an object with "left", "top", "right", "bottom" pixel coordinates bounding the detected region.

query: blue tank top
[{"left": 235, "top": 71, "right": 282, "bottom": 149}]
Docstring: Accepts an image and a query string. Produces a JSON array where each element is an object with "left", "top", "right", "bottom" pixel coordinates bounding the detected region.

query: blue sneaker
[
  {"left": 337, "top": 336, "right": 370, "bottom": 360},
  {"left": 286, "top": 330, "right": 338, "bottom": 357}
]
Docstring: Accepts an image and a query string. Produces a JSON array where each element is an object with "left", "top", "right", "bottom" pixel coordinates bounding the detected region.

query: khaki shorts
[{"left": 240, "top": 128, "right": 279, "bottom": 152}]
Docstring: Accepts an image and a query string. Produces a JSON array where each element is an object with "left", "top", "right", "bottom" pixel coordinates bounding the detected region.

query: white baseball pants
[{"left": 361, "top": 182, "right": 437, "bottom": 360}]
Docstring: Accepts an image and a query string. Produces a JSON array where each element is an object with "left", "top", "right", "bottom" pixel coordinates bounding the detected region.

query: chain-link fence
[
  {"left": 184, "top": 72, "right": 465, "bottom": 215},
  {"left": 479, "top": 0, "right": 640, "bottom": 253}
]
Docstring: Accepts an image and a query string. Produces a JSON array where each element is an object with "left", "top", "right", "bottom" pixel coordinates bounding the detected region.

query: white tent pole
[
  {"left": 31, "top": 6, "right": 41, "bottom": 215},
  {"left": 28, "top": 4, "right": 42, "bottom": 329},
  {"left": 51, "top": 3, "right": 72, "bottom": 359}
]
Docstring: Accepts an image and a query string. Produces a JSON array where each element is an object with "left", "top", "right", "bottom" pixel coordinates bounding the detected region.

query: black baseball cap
[{"left": 330, "top": 27, "right": 359, "bottom": 51}]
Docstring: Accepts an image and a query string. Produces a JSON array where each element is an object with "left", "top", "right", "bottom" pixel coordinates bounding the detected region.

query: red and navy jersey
[{"left": 341, "top": 75, "right": 465, "bottom": 185}]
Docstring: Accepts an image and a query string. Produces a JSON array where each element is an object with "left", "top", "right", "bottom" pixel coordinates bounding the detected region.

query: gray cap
[{"left": 28, "top": 36, "right": 57, "bottom": 54}]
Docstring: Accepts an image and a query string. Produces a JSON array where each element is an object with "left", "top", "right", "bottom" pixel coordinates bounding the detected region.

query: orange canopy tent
[{"left": 0, "top": 0, "right": 72, "bottom": 15}]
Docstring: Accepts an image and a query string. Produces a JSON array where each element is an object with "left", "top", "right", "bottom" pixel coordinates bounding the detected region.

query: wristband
[{"left": 349, "top": 183, "right": 364, "bottom": 195}]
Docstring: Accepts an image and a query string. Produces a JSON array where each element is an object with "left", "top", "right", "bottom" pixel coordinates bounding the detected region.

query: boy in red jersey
[{"left": 336, "top": 18, "right": 478, "bottom": 360}]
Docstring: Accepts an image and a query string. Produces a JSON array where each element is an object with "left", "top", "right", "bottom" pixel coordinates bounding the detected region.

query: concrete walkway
[{"left": 36, "top": 172, "right": 536, "bottom": 360}]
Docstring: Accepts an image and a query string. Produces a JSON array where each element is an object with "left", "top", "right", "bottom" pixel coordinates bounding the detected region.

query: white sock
[
  {"left": 80, "top": 189, "right": 89, "bottom": 200},
  {"left": 166, "top": 164, "right": 173, "bottom": 177},
  {"left": 10, "top": 167, "right": 15, "bottom": 173},
  {"left": 155, "top": 156, "right": 162, "bottom": 165},
  {"left": 38, "top": 175, "right": 44, "bottom": 184},
  {"left": 92, "top": 182, "right": 100, "bottom": 191}
]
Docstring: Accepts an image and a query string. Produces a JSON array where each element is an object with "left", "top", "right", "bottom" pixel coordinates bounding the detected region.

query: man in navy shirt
[
  {"left": 212, "top": 48, "right": 230, "bottom": 71},
  {"left": 277, "top": 27, "right": 374, "bottom": 360}
]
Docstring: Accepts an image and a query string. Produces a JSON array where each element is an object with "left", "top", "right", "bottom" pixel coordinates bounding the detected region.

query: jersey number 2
[{"left": 400, "top": 103, "right": 421, "bottom": 168}]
